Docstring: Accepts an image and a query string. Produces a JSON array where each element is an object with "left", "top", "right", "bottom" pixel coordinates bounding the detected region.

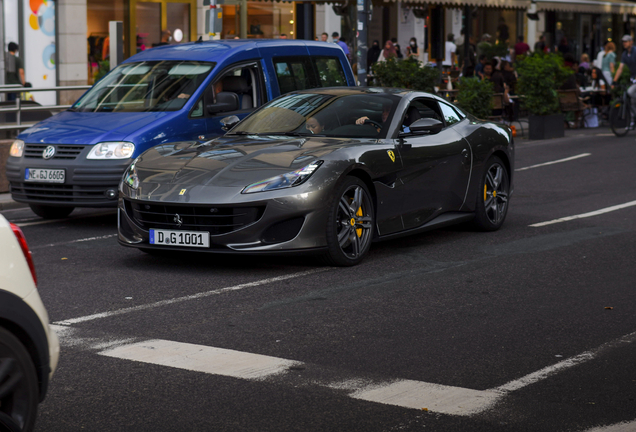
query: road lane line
[
  {"left": 100, "top": 339, "right": 301, "bottom": 380},
  {"left": 32, "top": 233, "right": 118, "bottom": 249},
  {"left": 16, "top": 210, "right": 116, "bottom": 227},
  {"left": 494, "top": 330, "right": 636, "bottom": 393},
  {"left": 515, "top": 153, "right": 591, "bottom": 171},
  {"left": 53, "top": 268, "right": 329, "bottom": 326},
  {"left": 582, "top": 420, "right": 636, "bottom": 432},
  {"left": 530, "top": 200, "right": 636, "bottom": 227}
]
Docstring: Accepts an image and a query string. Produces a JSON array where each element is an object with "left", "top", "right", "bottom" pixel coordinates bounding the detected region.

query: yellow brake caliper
[
  {"left": 356, "top": 207, "right": 363, "bottom": 237},
  {"left": 484, "top": 184, "right": 487, "bottom": 202}
]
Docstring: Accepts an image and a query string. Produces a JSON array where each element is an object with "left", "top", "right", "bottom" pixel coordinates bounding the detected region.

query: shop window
[
  {"left": 137, "top": 2, "right": 162, "bottom": 48},
  {"left": 167, "top": 3, "right": 190, "bottom": 43},
  {"left": 313, "top": 57, "right": 346, "bottom": 87}
]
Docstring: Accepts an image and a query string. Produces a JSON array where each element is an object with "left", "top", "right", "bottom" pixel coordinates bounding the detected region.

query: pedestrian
[
  {"left": 534, "top": 34, "right": 546, "bottom": 53},
  {"left": 594, "top": 44, "right": 605, "bottom": 69},
  {"left": 5, "top": 42, "right": 25, "bottom": 101},
  {"left": 457, "top": 35, "right": 476, "bottom": 75},
  {"left": 321, "top": 32, "right": 329, "bottom": 42},
  {"left": 514, "top": 35, "right": 530, "bottom": 57},
  {"left": 405, "top": 37, "right": 419, "bottom": 60},
  {"left": 601, "top": 42, "right": 616, "bottom": 85},
  {"left": 377, "top": 40, "right": 397, "bottom": 62},
  {"left": 579, "top": 53, "right": 591, "bottom": 70},
  {"left": 391, "top": 38, "right": 403, "bottom": 59},
  {"left": 280, "top": 34, "right": 287, "bottom": 39},
  {"left": 613, "top": 35, "right": 636, "bottom": 127},
  {"left": 332, "top": 32, "right": 350, "bottom": 59},
  {"left": 475, "top": 54, "right": 487, "bottom": 78},
  {"left": 500, "top": 60, "right": 517, "bottom": 94},
  {"left": 558, "top": 37, "right": 570, "bottom": 55},
  {"left": 443, "top": 34, "right": 457, "bottom": 70},
  {"left": 153, "top": 30, "right": 172, "bottom": 47},
  {"left": 477, "top": 33, "right": 492, "bottom": 59},
  {"left": 367, "top": 40, "right": 381, "bottom": 70}
]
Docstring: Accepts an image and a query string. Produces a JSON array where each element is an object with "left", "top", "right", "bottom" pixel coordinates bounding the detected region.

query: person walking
[
  {"left": 405, "top": 37, "right": 419, "bottom": 60},
  {"left": 613, "top": 35, "right": 636, "bottom": 127},
  {"left": 367, "top": 40, "right": 381, "bottom": 70},
  {"left": 5, "top": 42, "right": 25, "bottom": 101},
  {"left": 601, "top": 41, "right": 616, "bottom": 85},
  {"left": 443, "top": 34, "right": 457, "bottom": 70},
  {"left": 332, "top": 32, "right": 350, "bottom": 60},
  {"left": 377, "top": 40, "right": 397, "bottom": 62}
]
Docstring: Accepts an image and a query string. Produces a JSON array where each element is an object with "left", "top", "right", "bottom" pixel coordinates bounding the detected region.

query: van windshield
[{"left": 72, "top": 61, "right": 215, "bottom": 113}]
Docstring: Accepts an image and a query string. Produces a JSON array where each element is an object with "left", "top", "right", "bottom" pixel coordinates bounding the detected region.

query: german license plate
[
  {"left": 149, "top": 229, "right": 210, "bottom": 248},
  {"left": 25, "top": 168, "right": 65, "bottom": 183}
]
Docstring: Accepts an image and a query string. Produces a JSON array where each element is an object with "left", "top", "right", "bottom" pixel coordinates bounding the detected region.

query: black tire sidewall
[
  {"left": 323, "top": 177, "right": 374, "bottom": 266},
  {"left": 0, "top": 327, "right": 39, "bottom": 432},
  {"left": 29, "top": 204, "right": 74, "bottom": 219},
  {"left": 473, "top": 156, "right": 509, "bottom": 232}
]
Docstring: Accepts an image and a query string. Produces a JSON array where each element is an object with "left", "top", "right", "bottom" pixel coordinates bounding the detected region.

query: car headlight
[
  {"left": 9, "top": 140, "right": 25, "bottom": 157},
  {"left": 242, "top": 161, "right": 323, "bottom": 194},
  {"left": 87, "top": 142, "right": 135, "bottom": 160},
  {"left": 121, "top": 160, "right": 140, "bottom": 190}
]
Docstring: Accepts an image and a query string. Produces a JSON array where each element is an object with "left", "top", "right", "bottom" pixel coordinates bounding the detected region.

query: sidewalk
[{"left": 0, "top": 125, "right": 616, "bottom": 212}]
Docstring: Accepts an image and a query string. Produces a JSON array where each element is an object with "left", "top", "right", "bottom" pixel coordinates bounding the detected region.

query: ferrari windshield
[
  {"left": 230, "top": 92, "right": 400, "bottom": 139},
  {"left": 72, "top": 61, "right": 214, "bottom": 112}
]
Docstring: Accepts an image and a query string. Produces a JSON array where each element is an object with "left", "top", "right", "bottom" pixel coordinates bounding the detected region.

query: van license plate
[
  {"left": 25, "top": 168, "right": 65, "bottom": 183},
  {"left": 149, "top": 229, "right": 210, "bottom": 248}
]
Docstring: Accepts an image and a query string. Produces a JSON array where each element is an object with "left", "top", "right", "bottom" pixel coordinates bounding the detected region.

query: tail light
[{"left": 10, "top": 223, "right": 37, "bottom": 286}]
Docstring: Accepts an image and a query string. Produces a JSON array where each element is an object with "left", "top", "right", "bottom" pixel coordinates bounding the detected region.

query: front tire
[
  {"left": 610, "top": 101, "right": 631, "bottom": 137},
  {"left": 473, "top": 156, "right": 510, "bottom": 231},
  {"left": 0, "top": 328, "right": 39, "bottom": 432},
  {"left": 323, "top": 177, "right": 375, "bottom": 266},
  {"left": 29, "top": 204, "right": 74, "bottom": 219}
]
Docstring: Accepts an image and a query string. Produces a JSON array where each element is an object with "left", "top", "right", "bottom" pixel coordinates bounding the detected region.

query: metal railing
[{"left": 0, "top": 85, "right": 92, "bottom": 131}]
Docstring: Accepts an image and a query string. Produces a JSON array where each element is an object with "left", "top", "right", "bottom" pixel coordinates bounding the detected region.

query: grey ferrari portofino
[{"left": 118, "top": 87, "right": 514, "bottom": 266}]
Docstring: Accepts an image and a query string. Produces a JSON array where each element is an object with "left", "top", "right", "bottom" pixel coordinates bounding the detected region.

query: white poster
[{"left": 23, "top": 0, "right": 56, "bottom": 105}]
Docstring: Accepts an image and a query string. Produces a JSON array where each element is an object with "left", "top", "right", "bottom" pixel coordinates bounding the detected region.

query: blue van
[{"left": 6, "top": 39, "right": 355, "bottom": 218}]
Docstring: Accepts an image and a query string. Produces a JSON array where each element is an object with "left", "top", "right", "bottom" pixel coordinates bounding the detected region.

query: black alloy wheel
[
  {"left": 324, "top": 177, "right": 375, "bottom": 266},
  {"left": 0, "top": 328, "right": 39, "bottom": 432},
  {"left": 473, "top": 156, "right": 510, "bottom": 231},
  {"left": 29, "top": 204, "right": 74, "bottom": 219}
]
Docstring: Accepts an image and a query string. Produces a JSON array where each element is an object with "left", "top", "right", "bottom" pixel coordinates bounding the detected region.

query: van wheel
[{"left": 29, "top": 204, "right": 74, "bottom": 219}]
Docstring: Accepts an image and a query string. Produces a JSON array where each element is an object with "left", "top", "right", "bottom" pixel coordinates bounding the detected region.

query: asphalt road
[{"left": 3, "top": 129, "right": 636, "bottom": 432}]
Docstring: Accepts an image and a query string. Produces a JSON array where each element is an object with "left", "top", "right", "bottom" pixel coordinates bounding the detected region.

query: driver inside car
[{"left": 355, "top": 100, "right": 392, "bottom": 132}]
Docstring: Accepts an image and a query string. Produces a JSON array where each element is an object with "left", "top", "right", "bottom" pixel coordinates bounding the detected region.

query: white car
[{"left": 0, "top": 214, "right": 59, "bottom": 432}]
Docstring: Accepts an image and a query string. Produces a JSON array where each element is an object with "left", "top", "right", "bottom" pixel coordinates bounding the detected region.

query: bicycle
[{"left": 610, "top": 87, "right": 633, "bottom": 137}]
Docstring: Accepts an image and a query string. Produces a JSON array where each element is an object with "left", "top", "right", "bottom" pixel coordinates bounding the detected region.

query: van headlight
[
  {"left": 88, "top": 142, "right": 135, "bottom": 159},
  {"left": 242, "top": 161, "right": 322, "bottom": 194},
  {"left": 9, "top": 140, "right": 25, "bottom": 157}
]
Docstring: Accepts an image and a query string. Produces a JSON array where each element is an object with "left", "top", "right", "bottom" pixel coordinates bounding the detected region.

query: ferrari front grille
[{"left": 125, "top": 199, "right": 266, "bottom": 235}]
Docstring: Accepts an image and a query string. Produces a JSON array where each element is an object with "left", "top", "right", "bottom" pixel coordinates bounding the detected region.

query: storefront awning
[
  {"left": 536, "top": 0, "right": 636, "bottom": 14},
  {"left": 384, "top": 0, "right": 530, "bottom": 9}
]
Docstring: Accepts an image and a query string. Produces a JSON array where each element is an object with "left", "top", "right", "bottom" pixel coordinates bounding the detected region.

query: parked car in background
[
  {"left": 6, "top": 40, "right": 355, "bottom": 219},
  {"left": 118, "top": 87, "right": 514, "bottom": 266},
  {"left": 0, "top": 215, "right": 59, "bottom": 432}
]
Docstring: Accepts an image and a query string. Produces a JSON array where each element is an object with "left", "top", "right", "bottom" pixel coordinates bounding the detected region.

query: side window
[
  {"left": 313, "top": 57, "right": 346, "bottom": 87},
  {"left": 192, "top": 63, "right": 262, "bottom": 118},
  {"left": 439, "top": 102, "right": 461, "bottom": 126},
  {"left": 273, "top": 57, "right": 318, "bottom": 93},
  {"left": 401, "top": 99, "right": 443, "bottom": 129}
]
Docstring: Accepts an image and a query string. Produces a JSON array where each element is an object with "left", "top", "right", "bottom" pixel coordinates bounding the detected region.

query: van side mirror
[
  {"left": 221, "top": 115, "right": 240, "bottom": 131},
  {"left": 404, "top": 118, "right": 444, "bottom": 135},
  {"left": 207, "top": 92, "right": 239, "bottom": 115}
]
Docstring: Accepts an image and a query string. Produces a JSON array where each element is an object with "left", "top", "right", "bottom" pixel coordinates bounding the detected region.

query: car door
[
  {"left": 395, "top": 98, "right": 472, "bottom": 230},
  {"left": 194, "top": 61, "right": 265, "bottom": 140}
]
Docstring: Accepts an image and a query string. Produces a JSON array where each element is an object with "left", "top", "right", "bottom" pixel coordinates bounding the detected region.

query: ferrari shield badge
[
  {"left": 387, "top": 150, "right": 396, "bottom": 163},
  {"left": 179, "top": 189, "right": 187, "bottom": 195}
]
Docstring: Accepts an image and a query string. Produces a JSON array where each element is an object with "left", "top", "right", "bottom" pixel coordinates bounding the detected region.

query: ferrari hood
[{"left": 134, "top": 135, "right": 361, "bottom": 189}]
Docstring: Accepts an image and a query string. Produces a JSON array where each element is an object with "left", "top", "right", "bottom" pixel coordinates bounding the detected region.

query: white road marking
[
  {"left": 100, "top": 339, "right": 301, "bottom": 380},
  {"left": 53, "top": 268, "right": 329, "bottom": 326},
  {"left": 32, "top": 233, "right": 118, "bottom": 249},
  {"left": 350, "top": 380, "right": 501, "bottom": 415},
  {"left": 16, "top": 210, "right": 116, "bottom": 227},
  {"left": 582, "top": 421, "right": 636, "bottom": 432},
  {"left": 516, "top": 153, "right": 591, "bottom": 172},
  {"left": 530, "top": 200, "right": 636, "bottom": 227},
  {"left": 51, "top": 326, "right": 636, "bottom": 417}
]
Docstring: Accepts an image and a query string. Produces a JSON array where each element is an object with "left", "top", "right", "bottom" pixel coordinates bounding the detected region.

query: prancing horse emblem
[
  {"left": 173, "top": 213, "right": 183, "bottom": 228},
  {"left": 42, "top": 145, "right": 56, "bottom": 160},
  {"left": 387, "top": 150, "right": 396, "bottom": 163}
]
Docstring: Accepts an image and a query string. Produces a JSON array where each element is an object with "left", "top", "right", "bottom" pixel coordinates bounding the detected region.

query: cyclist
[{"left": 613, "top": 35, "right": 636, "bottom": 129}]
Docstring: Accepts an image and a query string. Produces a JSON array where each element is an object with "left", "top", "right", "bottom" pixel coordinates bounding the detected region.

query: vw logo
[
  {"left": 42, "top": 145, "right": 56, "bottom": 160},
  {"left": 173, "top": 213, "right": 183, "bottom": 228}
]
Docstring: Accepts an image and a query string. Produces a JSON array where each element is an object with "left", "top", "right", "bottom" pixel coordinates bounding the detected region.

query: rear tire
[
  {"left": 29, "top": 204, "right": 74, "bottom": 219},
  {"left": 473, "top": 156, "right": 510, "bottom": 231},
  {"left": 610, "top": 101, "right": 631, "bottom": 137},
  {"left": 322, "top": 177, "right": 375, "bottom": 267},
  {"left": 0, "top": 328, "right": 39, "bottom": 432}
]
